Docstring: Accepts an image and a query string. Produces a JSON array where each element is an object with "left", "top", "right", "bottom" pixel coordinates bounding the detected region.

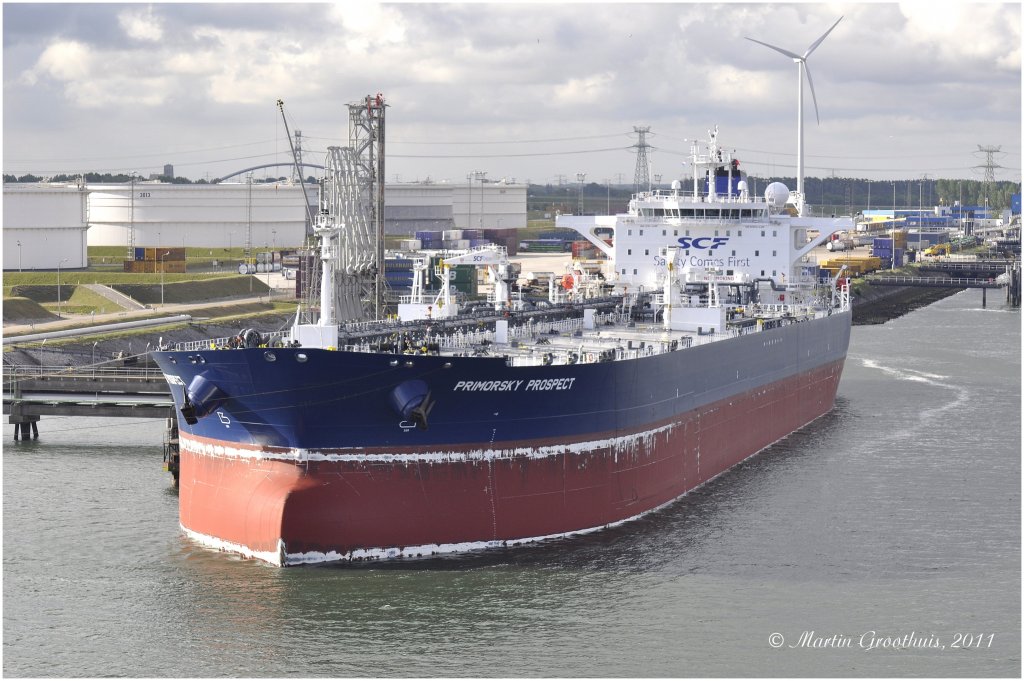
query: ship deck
[{"left": 169, "top": 297, "right": 834, "bottom": 368}]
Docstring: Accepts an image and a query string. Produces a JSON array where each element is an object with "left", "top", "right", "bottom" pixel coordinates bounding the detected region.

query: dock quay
[
  {"left": 2, "top": 363, "right": 181, "bottom": 481},
  {"left": 863, "top": 258, "right": 1020, "bottom": 307}
]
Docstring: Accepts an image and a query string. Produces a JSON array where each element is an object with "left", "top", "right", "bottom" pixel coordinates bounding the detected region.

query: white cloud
[
  {"left": 899, "top": 2, "right": 1020, "bottom": 70},
  {"left": 194, "top": 28, "right": 324, "bottom": 104},
  {"left": 118, "top": 7, "right": 164, "bottom": 42},
  {"left": 328, "top": 2, "right": 406, "bottom": 54},
  {"left": 553, "top": 72, "right": 617, "bottom": 107},
  {"left": 32, "top": 40, "right": 93, "bottom": 81}
]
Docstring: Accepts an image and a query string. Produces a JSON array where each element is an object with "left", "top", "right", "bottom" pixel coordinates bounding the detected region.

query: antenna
[{"left": 746, "top": 16, "right": 842, "bottom": 216}]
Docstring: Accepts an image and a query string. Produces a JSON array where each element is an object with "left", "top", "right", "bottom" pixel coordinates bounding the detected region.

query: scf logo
[{"left": 677, "top": 236, "right": 729, "bottom": 251}]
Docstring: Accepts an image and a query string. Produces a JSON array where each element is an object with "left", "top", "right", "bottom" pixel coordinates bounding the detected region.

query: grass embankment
[
  {"left": 87, "top": 246, "right": 296, "bottom": 270},
  {"left": 4, "top": 273, "right": 271, "bottom": 324},
  {"left": 111, "top": 275, "right": 269, "bottom": 305},
  {"left": 2, "top": 297, "right": 58, "bottom": 323}
]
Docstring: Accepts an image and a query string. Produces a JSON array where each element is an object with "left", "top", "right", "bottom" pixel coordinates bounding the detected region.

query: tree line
[
  {"left": 2, "top": 173, "right": 318, "bottom": 184},
  {"left": 528, "top": 177, "right": 1019, "bottom": 214}
]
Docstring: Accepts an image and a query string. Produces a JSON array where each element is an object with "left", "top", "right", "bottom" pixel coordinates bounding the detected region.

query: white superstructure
[{"left": 557, "top": 127, "right": 853, "bottom": 331}]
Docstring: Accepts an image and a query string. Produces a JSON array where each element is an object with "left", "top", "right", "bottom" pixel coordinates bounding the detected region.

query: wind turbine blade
[
  {"left": 804, "top": 62, "right": 821, "bottom": 125},
  {"left": 744, "top": 37, "right": 801, "bottom": 60},
  {"left": 803, "top": 15, "right": 843, "bottom": 58}
]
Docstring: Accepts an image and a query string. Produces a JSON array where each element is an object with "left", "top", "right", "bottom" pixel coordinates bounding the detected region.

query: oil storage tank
[
  {"left": 3, "top": 182, "right": 90, "bottom": 271},
  {"left": 86, "top": 181, "right": 314, "bottom": 249}
]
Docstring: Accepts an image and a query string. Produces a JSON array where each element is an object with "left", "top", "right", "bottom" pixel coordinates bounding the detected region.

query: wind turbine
[{"left": 746, "top": 16, "right": 843, "bottom": 216}]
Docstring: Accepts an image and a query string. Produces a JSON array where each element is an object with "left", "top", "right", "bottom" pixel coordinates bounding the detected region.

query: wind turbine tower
[{"left": 746, "top": 16, "right": 843, "bottom": 216}]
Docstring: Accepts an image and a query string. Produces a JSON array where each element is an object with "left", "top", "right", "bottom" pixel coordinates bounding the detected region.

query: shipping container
[
  {"left": 158, "top": 260, "right": 187, "bottom": 274},
  {"left": 134, "top": 247, "right": 146, "bottom": 261}
]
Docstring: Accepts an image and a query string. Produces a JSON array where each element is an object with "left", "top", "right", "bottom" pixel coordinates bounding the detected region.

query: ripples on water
[{"left": 3, "top": 289, "right": 1019, "bottom": 677}]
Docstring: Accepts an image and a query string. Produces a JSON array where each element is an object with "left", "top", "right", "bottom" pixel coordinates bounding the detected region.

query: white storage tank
[
  {"left": 86, "top": 181, "right": 315, "bottom": 248},
  {"left": 3, "top": 183, "right": 89, "bottom": 271},
  {"left": 452, "top": 180, "right": 527, "bottom": 231}
]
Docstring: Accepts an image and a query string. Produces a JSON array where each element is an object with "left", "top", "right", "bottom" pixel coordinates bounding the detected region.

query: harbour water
[{"left": 3, "top": 288, "right": 1019, "bottom": 677}]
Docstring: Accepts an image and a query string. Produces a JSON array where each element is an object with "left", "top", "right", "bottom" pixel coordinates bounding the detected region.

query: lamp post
[
  {"left": 160, "top": 250, "right": 170, "bottom": 306},
  {"left": 17, "top": 240, "right": 22, "bottom": 272},
  {"left": 57, "top": 258, "right": 68, "bottom": 318},
  {"left": 92, "top": 341, "right": 98, "bottom": 375}
]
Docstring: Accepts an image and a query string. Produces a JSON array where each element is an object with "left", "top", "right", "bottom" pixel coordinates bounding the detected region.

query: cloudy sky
[{"left": 3, "top": 2, "right": 1020, "bottom": 186}]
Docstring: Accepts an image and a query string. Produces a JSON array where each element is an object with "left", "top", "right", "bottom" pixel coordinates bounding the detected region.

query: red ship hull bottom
[{"left": 176, "top": 360, "right": 845, "bottom": 566}]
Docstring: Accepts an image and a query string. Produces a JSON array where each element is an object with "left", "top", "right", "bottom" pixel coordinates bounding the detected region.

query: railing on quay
[{"left": 3, "top": 363, "right": 167, "bottom": 381}]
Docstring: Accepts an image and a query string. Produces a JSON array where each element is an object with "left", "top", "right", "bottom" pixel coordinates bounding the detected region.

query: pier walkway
[
  {"left": 3, "top": 364, "right": 174, "bottom": 433},
  {"left": 862, "top": 276, "right": 1003, "bottom": 289}
]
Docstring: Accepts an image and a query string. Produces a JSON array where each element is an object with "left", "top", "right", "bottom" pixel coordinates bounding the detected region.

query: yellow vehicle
[{"left": 924, "top": 243, "right": 950, "bottom": 256}]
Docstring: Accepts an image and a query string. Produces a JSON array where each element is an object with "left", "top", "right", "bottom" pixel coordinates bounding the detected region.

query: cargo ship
[{"left": 152, "top": 127, "right": 853, "bottom": 566}]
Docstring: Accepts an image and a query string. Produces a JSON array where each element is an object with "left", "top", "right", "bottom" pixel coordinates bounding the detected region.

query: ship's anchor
[{"left": 389, "top": 380, "right": 436, "bottom": 431}]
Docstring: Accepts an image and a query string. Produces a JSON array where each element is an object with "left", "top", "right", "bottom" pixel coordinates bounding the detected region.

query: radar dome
[
  {"left": 670, "top": 179, "right": 682, "bottom": 190},
  {"left": 737, "top": 180, "right": 748, "bottom": 192},
  {"left": 764, "top": 182, "right": 791, "bottom": 208}
]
